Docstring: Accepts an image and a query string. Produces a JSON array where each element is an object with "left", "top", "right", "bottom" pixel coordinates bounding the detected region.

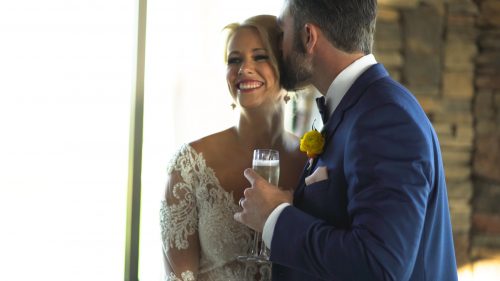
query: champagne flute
[{"left": 237, "top": 149, "right": 280, "bottom": 263}]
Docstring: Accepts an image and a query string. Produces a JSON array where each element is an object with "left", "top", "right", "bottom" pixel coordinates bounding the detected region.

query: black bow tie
[{"left": 316, "top": 96, "right": 329, "bottom": 124}]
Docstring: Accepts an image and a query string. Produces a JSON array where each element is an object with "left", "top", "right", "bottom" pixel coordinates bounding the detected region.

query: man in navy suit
[{"left": 234, "top": 0, "right": 459, "bottom": 280}]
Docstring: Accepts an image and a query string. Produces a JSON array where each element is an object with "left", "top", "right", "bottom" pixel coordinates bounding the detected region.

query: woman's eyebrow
[{"left": 253, "top": 48, "right": 267, "bottom": 52}]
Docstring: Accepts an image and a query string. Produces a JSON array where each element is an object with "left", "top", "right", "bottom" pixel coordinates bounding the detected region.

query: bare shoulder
[
  {"left": 187, "top": 127, "right": 250, "bottom": 197},
  {"left": 189, "top": 127, "right": 236, "bottom": 163}
]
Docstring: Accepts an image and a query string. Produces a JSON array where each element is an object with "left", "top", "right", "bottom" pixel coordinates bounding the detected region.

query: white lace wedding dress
[{"left": 160, "top": 144, "right": 271, "bottom": 281}]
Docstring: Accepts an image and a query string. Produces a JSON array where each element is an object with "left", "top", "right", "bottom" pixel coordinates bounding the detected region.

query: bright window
[{"left": 0, "top": 1, "right": 135, "bottom": 280}]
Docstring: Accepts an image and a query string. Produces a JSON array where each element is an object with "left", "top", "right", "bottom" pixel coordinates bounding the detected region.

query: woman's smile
[{"left": 237, "top": 80, "right": 264, "bottom": 91}]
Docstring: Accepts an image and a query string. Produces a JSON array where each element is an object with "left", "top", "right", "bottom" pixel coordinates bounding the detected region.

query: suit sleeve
[{"left": 271, "top": 102, "right": 433, "bottom": 281}]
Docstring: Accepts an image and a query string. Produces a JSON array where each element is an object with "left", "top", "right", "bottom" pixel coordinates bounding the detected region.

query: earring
[
  {"left": 284, "top": 93, "right": 291, "bottom": 104},
  {"left": 231, "top": 103, "right": 236, "bottom": 110}
]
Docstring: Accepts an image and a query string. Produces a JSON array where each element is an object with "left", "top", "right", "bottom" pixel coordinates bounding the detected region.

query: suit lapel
[
  {"left": 321, "top": 64, "right": 389, "bottom": 142},
  {"left": 294, "top": 64, "right": 389, "bottom": 201}
]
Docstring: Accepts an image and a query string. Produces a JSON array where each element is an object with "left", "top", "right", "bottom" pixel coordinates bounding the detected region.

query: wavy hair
[{"left": 288, "top": 0, "right": 377, "bottom": 54}]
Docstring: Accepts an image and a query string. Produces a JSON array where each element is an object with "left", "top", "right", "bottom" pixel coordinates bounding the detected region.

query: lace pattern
[
  {"left": 166, "top": 271, "right": 195, "bottom": 281},
  {"left": 160, "top": 185, "right": 197, "bottom": 250},
  {"left": 161, "top": 144, "right": 270, "bottom": 280}
]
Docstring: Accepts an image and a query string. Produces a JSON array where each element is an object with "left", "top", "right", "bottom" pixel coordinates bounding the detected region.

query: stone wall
[
  {"left": 375, "top": 0, "right": 500, "bottom": 268},
  {"left": 471, "top": 0, "right": 500, "bottom": 263}
]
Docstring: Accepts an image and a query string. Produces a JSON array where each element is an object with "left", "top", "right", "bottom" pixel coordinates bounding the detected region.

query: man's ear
[{"left": 302, "top": 23, "right": 319, "bottom": 54}]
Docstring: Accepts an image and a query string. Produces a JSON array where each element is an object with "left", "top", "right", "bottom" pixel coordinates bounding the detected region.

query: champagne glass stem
[{"left": 236, "top": 149, "right": 279, "bottom": 263}]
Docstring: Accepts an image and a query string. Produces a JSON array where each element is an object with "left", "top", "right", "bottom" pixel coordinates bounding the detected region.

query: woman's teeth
[{"left": 239, "top": 81, "right": 263, "bottom": 90}]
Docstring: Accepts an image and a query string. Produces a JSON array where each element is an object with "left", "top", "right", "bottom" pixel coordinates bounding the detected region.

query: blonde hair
[{"left": 223, "top": 15, "right": 282, "bottom": 86}]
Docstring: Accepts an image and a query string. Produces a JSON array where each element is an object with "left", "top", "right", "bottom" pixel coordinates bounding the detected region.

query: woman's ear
[{"left": 302, "top": 23, "right": 319, "bottom": 54}]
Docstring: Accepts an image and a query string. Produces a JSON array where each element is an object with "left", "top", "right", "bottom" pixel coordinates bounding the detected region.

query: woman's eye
[
  {"left": 254, "top": 55, "right": 269, "bottom": 61},
  {"left": 227, "top": 57, "right": 241, "bottom": 65}
]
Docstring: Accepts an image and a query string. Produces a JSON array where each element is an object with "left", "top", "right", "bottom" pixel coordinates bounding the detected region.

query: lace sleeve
[
  {"left": 160, "top": 172, "right": 198, "bottom": 250},
  {"left": 164, "top": 271, "right": 195, "bottom": 281},
  {"left": 160, "top": 145, "right": 200, "bottom": 280}
]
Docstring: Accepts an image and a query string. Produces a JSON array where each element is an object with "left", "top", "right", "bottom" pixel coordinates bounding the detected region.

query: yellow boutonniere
[{"left": 300, "top": 128, "right": 325, "bottom": 159}]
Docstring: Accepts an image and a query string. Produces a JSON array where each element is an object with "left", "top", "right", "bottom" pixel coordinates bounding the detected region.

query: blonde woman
[{"left": 160, "top": 15, "right": 306, "bottom": 281}]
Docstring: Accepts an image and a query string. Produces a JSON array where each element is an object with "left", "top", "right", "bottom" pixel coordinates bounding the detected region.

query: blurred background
[{"left": 0, "top": 0, "right": 499, "bottom": 280}]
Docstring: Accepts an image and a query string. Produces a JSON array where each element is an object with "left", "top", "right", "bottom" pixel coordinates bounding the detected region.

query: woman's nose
[{"left": 238, "top": 61, "right": 254, "bottom": 75}]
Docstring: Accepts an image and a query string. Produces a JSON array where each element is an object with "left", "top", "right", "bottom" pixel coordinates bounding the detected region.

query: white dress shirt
[{"left": 262, "top": 54, "right": 378, "bottom": 248}]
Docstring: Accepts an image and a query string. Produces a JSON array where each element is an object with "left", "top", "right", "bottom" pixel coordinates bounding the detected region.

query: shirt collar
[{"left": 324, "top": 54, "right": 377, "bottom": 117}]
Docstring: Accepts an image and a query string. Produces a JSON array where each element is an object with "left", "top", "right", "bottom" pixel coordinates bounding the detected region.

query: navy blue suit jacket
[{"left": 270, "top": 64, "right": 458, "bottom": 281}]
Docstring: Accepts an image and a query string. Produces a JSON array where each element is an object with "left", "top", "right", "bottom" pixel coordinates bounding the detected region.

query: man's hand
[{"left": 234, "top": 168, "right": 293, "bottom": 232}]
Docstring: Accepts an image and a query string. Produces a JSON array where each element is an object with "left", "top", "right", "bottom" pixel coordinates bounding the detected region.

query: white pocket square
[{"left": 305, "top": 166, "right": 328, "bottom": 186}]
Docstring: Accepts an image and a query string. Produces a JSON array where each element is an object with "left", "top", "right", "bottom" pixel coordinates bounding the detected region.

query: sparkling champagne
[
  {"left": 252, "top": 159, "right": 280, "bottom": 185},
  {"left": 235, "top": 149, "right": 279, "bottom": 263}
]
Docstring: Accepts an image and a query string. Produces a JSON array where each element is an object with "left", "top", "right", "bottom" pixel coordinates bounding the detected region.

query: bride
[{"left": 160, "top": 15, "right": 306, "bottom": 281}]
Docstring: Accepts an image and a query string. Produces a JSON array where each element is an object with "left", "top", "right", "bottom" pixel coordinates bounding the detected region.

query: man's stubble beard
[{"left": 281, "top": 35, "right": 313, "bottom": 91}]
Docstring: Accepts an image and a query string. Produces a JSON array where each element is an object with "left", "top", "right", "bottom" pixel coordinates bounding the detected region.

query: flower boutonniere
[{"left": 300, "top": 126, "right": 325, "bottom": 162}]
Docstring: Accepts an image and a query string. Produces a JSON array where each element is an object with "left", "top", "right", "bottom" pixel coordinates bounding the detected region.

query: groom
[{"left": 234, "top": 0, "right": 459, "bottom": 280}]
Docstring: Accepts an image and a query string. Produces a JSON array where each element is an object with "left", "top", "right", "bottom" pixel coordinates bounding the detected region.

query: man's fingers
[
  {"left": 244, "top": 168, "right": 262, "bottom": 185},
  {"left": 234, "top": 210, "right": 260, "bottom": 232}
]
